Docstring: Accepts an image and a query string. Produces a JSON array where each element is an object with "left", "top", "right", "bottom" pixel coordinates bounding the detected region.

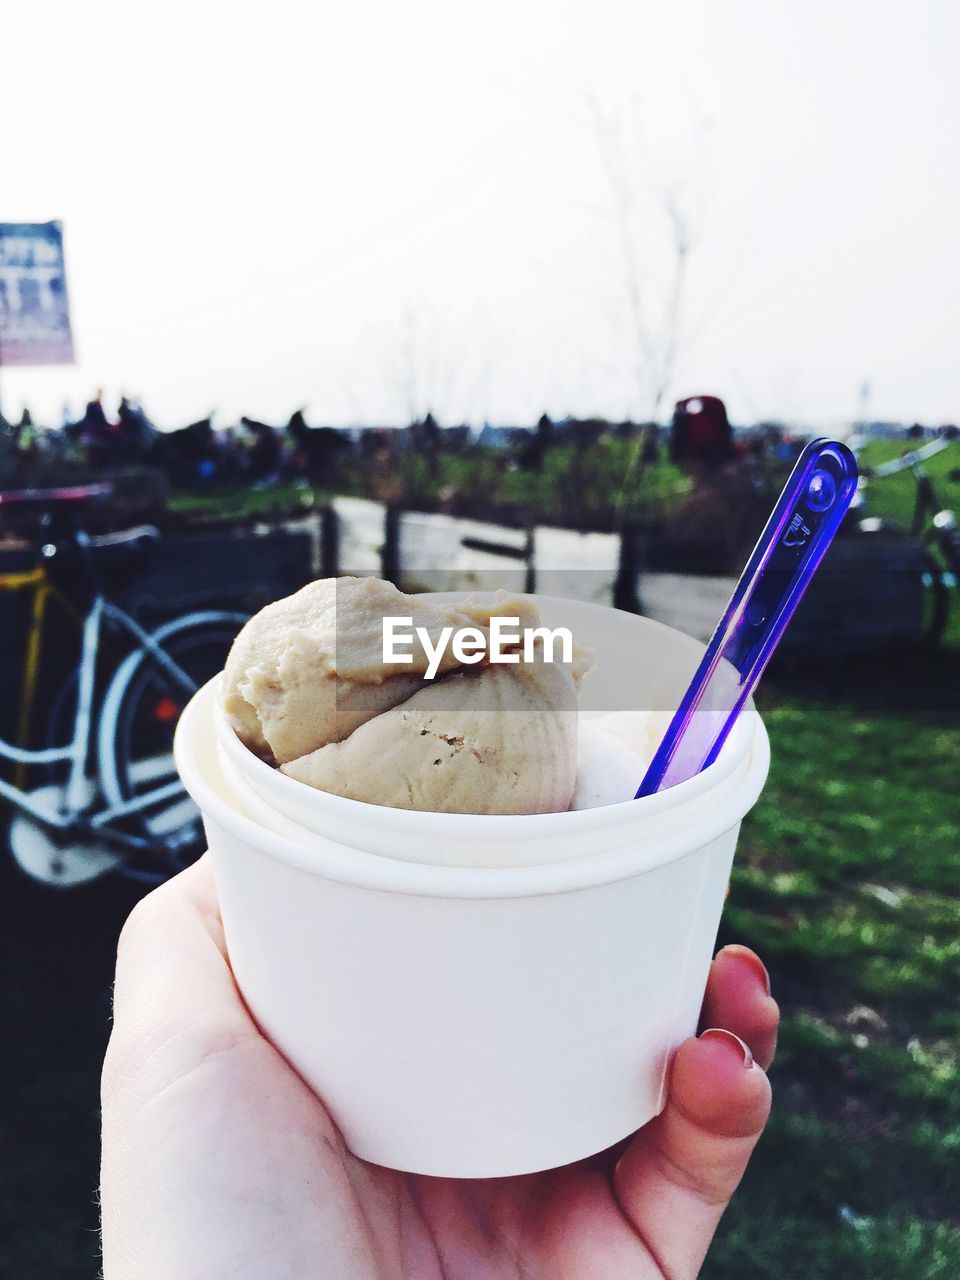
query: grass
[
  {"left": 386, "top": 440, "right": 694, "bottom": 528},
  {"left": 167, "top": 481, "right": 328, "bottom": 522},
  {"left": 166, "top": 442, "right": 695, "bottom": 531},
  {"left": 703, "top": 650, "right": 960, "bottom": 1277}
]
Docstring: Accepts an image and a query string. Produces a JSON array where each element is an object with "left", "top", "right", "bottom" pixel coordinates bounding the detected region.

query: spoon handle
[{"left": 636, "top": 438, "right": 859, "bottom": 796}]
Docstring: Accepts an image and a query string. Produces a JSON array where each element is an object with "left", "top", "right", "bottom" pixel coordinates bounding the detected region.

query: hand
[{"left": 101, "top": 857, "right": 779, "bottom": 1280}]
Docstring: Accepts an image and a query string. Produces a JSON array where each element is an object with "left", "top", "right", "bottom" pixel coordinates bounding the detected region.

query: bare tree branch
[{"left": 587, "top": 94, "right": 707, "bottom": 422}]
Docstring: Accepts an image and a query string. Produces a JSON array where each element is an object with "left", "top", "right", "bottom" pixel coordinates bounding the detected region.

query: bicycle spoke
[
  {"left": 127, "top": 753, "right": 180, "bottom": 785},
  {"left": 140, "top": 640, "right": 202, "bottom": 696},
  {"left": 91, "top": 777, "right": 187, "bottom": 826}
]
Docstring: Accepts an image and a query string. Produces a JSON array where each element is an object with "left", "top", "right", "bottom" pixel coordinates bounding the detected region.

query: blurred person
[
  {"left": 77, "top": 389, "right": 114, "bottom": 467},
  {"left": 101, "top": 856, "right": 779, "bottom": 1280},
  {"left": 242, "top": 417, "right": 282, "bottom": 485},
  {"left": 286, "top": 407, "right": 311, "bottom": 478},
  {"left": 284, "top": 411, "right": 351, "bottom": 486},
  {"left": 15, "top": 410, "right": 39, "bottom": 461},
  {"left": 115, "top": 396, "right": 158, "bottom": 462},
  {"left": 517, "top": 412, "right": 554, "bottom": 471},
  {"left": 150, "top": 416, "right": 220, "bottom": 489},
  {"left": 81, "top": 390, "right": 111, "bottom": 437},
  {"left": 411, "top": 411, "right": 442, "bottom": 483}
]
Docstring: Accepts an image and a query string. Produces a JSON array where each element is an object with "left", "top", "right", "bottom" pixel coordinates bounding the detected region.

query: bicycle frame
[
  {"left": 882, "top": 444, "right": 960, "bottom": 574},
  {"left": 0, "top": 591, "right": 197, "bottom": 843}
]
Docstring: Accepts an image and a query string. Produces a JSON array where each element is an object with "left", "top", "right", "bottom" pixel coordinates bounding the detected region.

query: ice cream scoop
[
  {"left": 222, "top": 576, "right": 541, "bottom": 764},
  {"left": 284, "top": 648, "right": 587, "bottom": 814},
  {"left": 222, "top": 577, "right": 591, "bottom": 815}
]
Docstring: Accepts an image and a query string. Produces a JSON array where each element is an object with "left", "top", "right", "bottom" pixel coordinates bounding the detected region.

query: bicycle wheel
[
  {"left": 4, "top": 668, "right": 124, "bottom": 887},
  {"left": 98, "top": 611, "right": 245, "bottom": 882},
  {"left": 6, "top": 666, "right": 123, "bottom": 887}
]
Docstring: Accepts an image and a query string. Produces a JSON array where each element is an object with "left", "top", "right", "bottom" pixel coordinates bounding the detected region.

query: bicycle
[
  {"left": 859, "top": 436, "right": 960, "bottom": 643},
  {"left": 0, "top": 484, "right": 246, "bottom": 888}
]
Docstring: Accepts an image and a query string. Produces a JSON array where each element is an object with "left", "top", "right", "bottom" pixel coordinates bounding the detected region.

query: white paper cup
[{"left": 174, "top": 601, "right": 770, "bottom": 1178}]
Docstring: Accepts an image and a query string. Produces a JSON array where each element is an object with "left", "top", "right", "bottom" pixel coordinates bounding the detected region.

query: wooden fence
[{"left": 318, "top": 502, "right": 933, "bottom": 655}]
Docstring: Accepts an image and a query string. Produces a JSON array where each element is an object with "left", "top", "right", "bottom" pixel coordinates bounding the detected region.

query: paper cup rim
[
  {"left": 176, "top": 681, "right": 770, "bottom": 899},
  {"left": 212, "top": 677, "right": 753, "bottom": 833},
  {"left": 209, "top": 596, "right": 757, "bottom": 850}
]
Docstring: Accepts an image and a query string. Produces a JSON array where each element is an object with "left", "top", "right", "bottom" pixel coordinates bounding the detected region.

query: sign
[{"left": 0, "top": 221, "right": 75, "bottom": 366}]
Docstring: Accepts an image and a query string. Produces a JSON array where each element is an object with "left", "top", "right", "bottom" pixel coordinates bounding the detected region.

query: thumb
[{"left": 613, "top": 1028, "right": 772, "bottom": 1279}]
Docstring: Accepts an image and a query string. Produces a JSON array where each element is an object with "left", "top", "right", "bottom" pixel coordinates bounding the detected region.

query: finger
[
  {"left": 103, "top": 855, "right": 255, "bottom": 1107},
  {"left": 173, "top": 853, "right": 223, "bottom": 924},
  {"left": 592, "top": 945, "right": 778, "bottom": 1180},
  {"left": 614, "top": 1029, "right": 772, "bottom": 1279},
  {"left": 700, "top": 944, "right": 780, "bottom": 1070}
]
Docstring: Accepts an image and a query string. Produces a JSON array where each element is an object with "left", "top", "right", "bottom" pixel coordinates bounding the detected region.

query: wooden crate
[
  {"left": 780, "top": 535, "right": 928, "bottom": 657},
  {"left": 129, "top": 528, "right": 314, "bottom": 617}
]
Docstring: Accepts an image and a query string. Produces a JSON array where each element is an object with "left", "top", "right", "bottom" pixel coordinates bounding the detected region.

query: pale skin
[{"left": 101, "top": 858, "right": 780, "bottom": 1280}]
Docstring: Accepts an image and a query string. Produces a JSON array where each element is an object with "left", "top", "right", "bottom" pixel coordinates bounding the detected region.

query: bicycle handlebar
[{"left": 869, "top": 437, "right": 953, "bottom": 478}]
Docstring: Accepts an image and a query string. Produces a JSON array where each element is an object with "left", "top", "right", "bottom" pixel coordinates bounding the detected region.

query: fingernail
[
  {"left": 700, "top": 1028, "right": 755, "bottom": 1069},
  {"left": 720, "top": 945, "right": 772, "bottom": 996}
]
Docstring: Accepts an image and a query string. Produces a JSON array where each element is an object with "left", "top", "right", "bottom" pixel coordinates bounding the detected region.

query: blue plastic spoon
[{"left": 636, "top": 438, "right": 859, "bottom": 796}]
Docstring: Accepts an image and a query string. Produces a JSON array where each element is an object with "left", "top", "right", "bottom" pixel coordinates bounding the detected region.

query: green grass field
[
  {"left": 167, "top": 481, "right": 328, "bottom": 522},
  {"left": 166, "top": 443, "right": 695, "bottom": 531},
  {"left": 704, "top": 645, "right": 960, "bottom": 1277}
]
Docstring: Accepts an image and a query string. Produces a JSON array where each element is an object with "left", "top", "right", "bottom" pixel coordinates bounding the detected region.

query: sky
[{"left": 2, "top": 0, "right": 959, "bottom": 431}]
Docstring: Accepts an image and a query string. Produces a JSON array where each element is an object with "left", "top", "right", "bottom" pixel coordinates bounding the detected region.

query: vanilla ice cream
[
  {"left": 222, "top": 576, "right": 544, "bottom": 763},
  {"left": 221, "top": 577, "right": 615, "bottom": 815},
  {"left": 570, "top": 711, "right": 663, "bottom": 809}
]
